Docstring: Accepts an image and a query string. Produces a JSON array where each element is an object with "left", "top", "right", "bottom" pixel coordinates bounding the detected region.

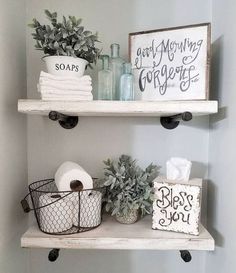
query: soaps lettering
[
  {"left": 55, "top": 63, "right": 80, "bottom": 72},
  {"left": 134, "top": 37, "right": 203, "bottom": 95},
  {"left": 156, "top": 186, "right": 193, "bottom": 227}
]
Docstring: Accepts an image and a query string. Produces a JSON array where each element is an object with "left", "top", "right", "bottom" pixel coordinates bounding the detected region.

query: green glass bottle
[
  {"left": 98, "top": 55, "right": 113, "bottom": 100},
  {"left": 109, "top": 43, "right": 124, "bottom": 100},
  {"left": 119, "top": 63, "right": 134, "bottom": 101}
]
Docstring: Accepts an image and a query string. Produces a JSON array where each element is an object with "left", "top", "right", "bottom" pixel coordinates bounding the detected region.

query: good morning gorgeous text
[
  {"left": 134, "top": 37, "right": 203, "bottom": 95},
  {"left": 156, "top": 186, "right": 194, "bottom": 227}
]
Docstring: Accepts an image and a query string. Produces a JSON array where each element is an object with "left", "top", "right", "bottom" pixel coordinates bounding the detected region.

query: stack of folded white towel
[{"left": 37, "top": 71, "right": 93, "bottom": 101}]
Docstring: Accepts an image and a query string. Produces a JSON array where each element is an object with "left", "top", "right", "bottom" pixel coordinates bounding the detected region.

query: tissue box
[{"left": 152, "top": 177, "right": 202, "bottom": 235}]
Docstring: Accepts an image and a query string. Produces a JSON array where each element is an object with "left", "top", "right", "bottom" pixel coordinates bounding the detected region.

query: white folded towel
[
  {"left": 38, "top": 83, "right": 92, "bottom": 94},
  {"left": 41, "top": 94, "right": 93, "bottom": 101},
  {"left": 41, "top": 92, "right": 92, "bottom": 97},
  {"left": 39, "top": 82, "right": 92, "bottom": 92},
  {"left": 40, "top": 71, "right": 92, "bottom": 83},
  {"left": 38, "top": 71, "right": 93, "bottom": 101},
  {"left": 39, "top": 89, "right": 92, "bottom": 96},
  {"left": 39, "top": 78, "right": 92, "bottom": 86}
]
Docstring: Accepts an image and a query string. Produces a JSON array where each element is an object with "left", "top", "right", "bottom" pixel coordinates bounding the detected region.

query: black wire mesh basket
[{"left": 21, "top": 178, "right": 106, "bottom": 235}]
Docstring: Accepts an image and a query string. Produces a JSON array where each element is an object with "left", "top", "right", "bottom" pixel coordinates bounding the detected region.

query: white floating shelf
[
  {"left": 21, "top": 216, "right": 214, "bottom": 251},
  {"left": 18, "top": 99, "right": 218, "bottom": 117}
]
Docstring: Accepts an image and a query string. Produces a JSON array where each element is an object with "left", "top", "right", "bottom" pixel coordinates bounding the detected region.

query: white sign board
[
  {"left": 152, "top": 178, "right": 202, "bottom": 235},
  {"left": 129, "top": 23, "right": 211, "bottom": 101}
]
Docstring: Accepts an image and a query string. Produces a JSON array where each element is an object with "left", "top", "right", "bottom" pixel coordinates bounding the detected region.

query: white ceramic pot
[{"left": 44, "top": 56, "right": 88, "bottom": 78}]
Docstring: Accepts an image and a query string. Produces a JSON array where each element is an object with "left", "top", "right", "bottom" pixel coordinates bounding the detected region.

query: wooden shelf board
[
  {"left": 21, "top": 216, "right": 214, "bottom": 251},
  {"left": 18, "top": 99, "right": 218, "bottom": 117}
]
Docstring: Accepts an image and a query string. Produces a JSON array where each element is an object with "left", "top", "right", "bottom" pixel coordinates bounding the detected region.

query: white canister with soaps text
[{"left": 44, "top": 56, "right": 88, "bottom": 78}]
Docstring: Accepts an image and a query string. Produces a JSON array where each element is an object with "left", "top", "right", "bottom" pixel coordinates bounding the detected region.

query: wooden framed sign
[
  {"left": 129, "top": 23, "right": 211, "bottom": 101},
  {"left": 152, "top": 177, "right": 202, "bottom": 235}
]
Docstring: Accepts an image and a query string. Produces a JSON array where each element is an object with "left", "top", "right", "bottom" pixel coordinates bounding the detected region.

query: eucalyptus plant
[
  {"left": 103, "top": 155, "right": 159, "bottom": 217},
  {"left": 28, "top": 10, "right": 100, "bottom": 67}
]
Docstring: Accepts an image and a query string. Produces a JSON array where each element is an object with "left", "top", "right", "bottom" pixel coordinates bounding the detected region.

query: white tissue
[
  {"left": 166, "top": 157, "right": 192, "bottom": 181},
  {"left": 55, "top": 161, "right": 93, "bottom": 192},
  {"left": 72, "top": 191, "right": 102, "bottom": 228},
  {"left": 39, "top": 193, "right": 74, "bottom": 233}
]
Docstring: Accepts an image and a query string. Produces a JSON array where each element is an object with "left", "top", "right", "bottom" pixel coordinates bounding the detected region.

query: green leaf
[
  {"left": 111, "top": 208, "right": 119, "bottom": 216},
  {"left": 28, "top": 23, "right": 35, "bottom": 28},
  {"left": 35, "top": 41, "right": 42, "bottom": 49},
  {"left": 45, "top": 10, "right": 52, "bottom": 18},
  {"left": 69, "top": 15, "right": 77, "bottom": 26},
  {"left": 63, "top": 16, "right": 67, "bottom": 26},
  {"left": 77, "top": 18, "right": 82, "bottom": 25},
  {"left": 83, "top": 30, "right": 92, "bottom": 36},
  {"left": 105, "top": 203, "right": 111, "bottom": 212},
  {"left": 46, "top": 25, "right": 51, "bottom": 32},
  {"left": 74, "top": 43, "right": 81, "bottom": 50},
  {"left": 77, "top": 26, "right": 84, "bottom": 34},
  {"left": 54, "top": 41, "right": 59, "bottom": 49},
  {"left": 52, "top": 12, "right": 57, "bottom": 18}
]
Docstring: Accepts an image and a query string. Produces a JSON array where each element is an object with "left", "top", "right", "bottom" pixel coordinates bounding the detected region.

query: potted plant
[
  {"left": 28, "top": 10, "right": 100, "bottom": 77},
  {"left": 103, "top": 155, "right": 159, "bottom": 224}
]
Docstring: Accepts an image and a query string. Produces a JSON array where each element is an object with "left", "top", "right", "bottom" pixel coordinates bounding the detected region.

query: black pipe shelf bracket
[
  {"left": 48, "top": 110, "right": 192, "bottom": 130},
  {"left": 48, "top": 249, "right": 60, "bottom": 262},
  {"left": 160, "top": 111, "right": 193, "bottom": 130},
  {"left": 47, "top": 249, "right": 191, "bottom": 262},
  {"left": 180, "top": 250, "right": 192, "bottom": 262},
  {"left": 48, "top": 111, "right": 79, "bottom": 129}
]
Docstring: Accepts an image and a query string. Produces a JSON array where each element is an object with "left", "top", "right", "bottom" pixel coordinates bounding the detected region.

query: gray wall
[
  {"left": 26, "top": 1, "right": 212, "bottom": 273},
  {"left": 206, "top": 0, "right": 236, "bottom": 272},
  {"left": 0, "top": 0, "right": 28, "bottom": 272}
]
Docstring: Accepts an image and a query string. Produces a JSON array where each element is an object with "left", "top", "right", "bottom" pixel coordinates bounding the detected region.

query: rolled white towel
[{"left": 40, "top": 71, "right": 92, "bottom": 83}]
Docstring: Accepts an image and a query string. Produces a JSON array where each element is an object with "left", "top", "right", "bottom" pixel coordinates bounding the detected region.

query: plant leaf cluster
[
  {"left": 103, "top": 155, "right": 159, "bottom": 217},
  {"left": 28, "top": 10, "right": 100, "bottom": 67}
]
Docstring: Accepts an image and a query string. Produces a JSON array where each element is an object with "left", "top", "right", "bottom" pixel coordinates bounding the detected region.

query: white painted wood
[
  {"left": 153, "top": 178, "right": 202, "bottom": 235},
  {"left": 18, "top": 99, "right": 218, "bottom": 117},
  {"left": 21, "top": 216, "right": 214, "bottom": 250},
  {"left": 129, "top": 23, "right": 210, "bottom": 101}
]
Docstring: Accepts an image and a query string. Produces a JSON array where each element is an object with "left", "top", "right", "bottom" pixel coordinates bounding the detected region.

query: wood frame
[{"left": 129, "top": 23, "right": 211, "bottom": 101}]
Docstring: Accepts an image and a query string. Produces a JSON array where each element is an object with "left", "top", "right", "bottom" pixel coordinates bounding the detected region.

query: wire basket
[{"left": 21, "top": 179, "right": 105, "bottom": 235}]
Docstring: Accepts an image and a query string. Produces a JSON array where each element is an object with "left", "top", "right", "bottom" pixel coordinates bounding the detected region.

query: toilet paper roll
[
  {"left": 72, "top": 191, "right": 102, "bottom": 228},
  {"left": 55, "top": 161, "right": 93, "bottom": 192},
  {"left": 166, "top": 157, "right": 192, "bottom": 181},
  {"left": 39, "top": 193, "right": 74, "bottom": 233}
]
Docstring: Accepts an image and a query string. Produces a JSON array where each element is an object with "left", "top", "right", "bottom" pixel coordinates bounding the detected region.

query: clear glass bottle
[
  {"left": 109, "top": 43, "right": 124, "bottom": 100},
  {"left": 119, "top": 63, "right": 134, "bottom": 101},
  {"left": 98, "top": 55, "right": 113, "bottom": 100}
]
